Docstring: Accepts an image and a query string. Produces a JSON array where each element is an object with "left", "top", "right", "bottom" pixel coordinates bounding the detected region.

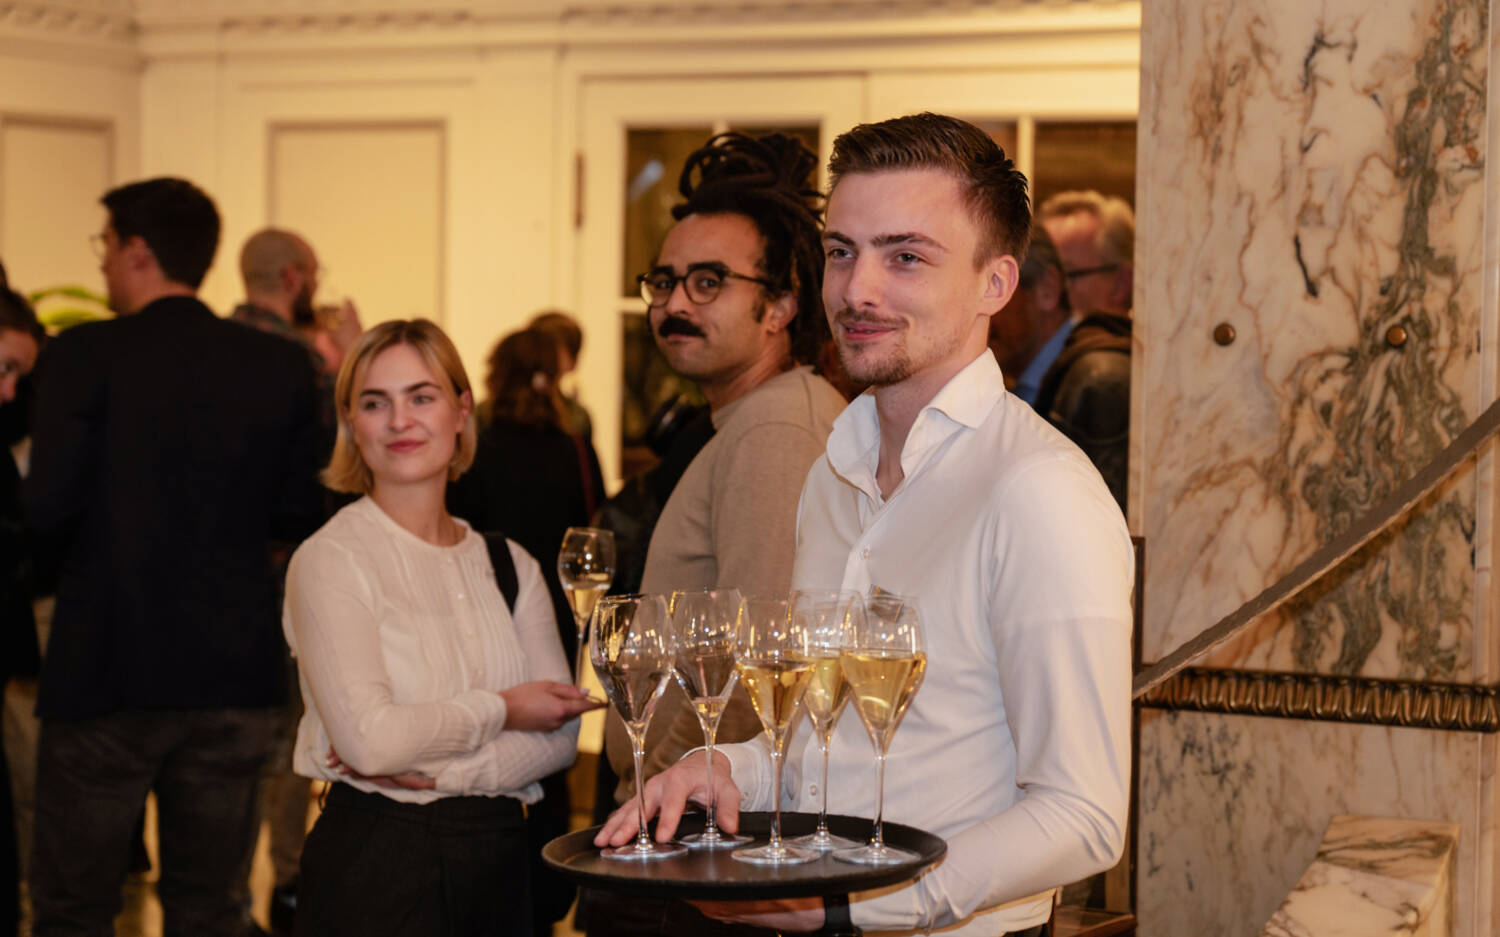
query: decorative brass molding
[{"left": 1137, "top": 667, "right": 1500, "bottom": 733}]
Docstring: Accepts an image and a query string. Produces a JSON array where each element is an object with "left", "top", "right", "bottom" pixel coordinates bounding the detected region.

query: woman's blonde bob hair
[{"left": 322, "top": 318, "right": 478, "bottom": 494}]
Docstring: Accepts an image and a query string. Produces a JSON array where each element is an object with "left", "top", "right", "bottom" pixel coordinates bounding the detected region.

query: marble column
[{"left": 1136, "top": 0, "right": 1498, "bottom": 934}]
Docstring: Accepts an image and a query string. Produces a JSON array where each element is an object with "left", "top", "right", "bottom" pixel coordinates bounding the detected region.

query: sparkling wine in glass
[
  {"left": 834, "top": 592, "right": 926, "bottom": 866},
  {"left": 732, "top": 595, "right": 819, "bottom": 866},
  {"left": 788, "top": 589, "right": 862, "bottom": 851},
  {"left": 557, "top": 527, "right": 616, "bottom": 684},
  {"left": 668, "top": 588, "right": 752, "bottom": 849},
  {"left": 591, "top": 593, "right": 686, "bottom": 861}
]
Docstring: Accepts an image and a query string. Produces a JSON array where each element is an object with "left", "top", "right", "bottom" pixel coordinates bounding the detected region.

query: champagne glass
[
  {"left": 591, "top": 593, "right": 686, "bottom": 861},
  {"left": 668, "top": 588, "right": 752, "bottom": 849},
  {"left": 788, "top": 589, "right": 862, "bottom": 851},
  {"left": 558, "top": 527, "right": 616, "bottom": 683},
  {"left": 834, "top": 592, "right": 926, "bottom": 865},
  {"left": 731, "top": 595, "right": 819, "bottom": 866}
]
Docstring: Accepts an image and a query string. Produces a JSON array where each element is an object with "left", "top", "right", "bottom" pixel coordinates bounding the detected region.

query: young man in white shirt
[{"left": 597, "top": 112, "right": 1134, "bottom": 937}]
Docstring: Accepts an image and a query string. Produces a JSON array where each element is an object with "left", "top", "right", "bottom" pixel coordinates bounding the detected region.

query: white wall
[{"left": 0, "top": 38, "right": 139, "bottom": 300}]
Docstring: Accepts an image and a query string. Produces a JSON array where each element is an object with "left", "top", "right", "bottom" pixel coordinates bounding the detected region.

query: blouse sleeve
[
  {"left": 285, "top": 536, "right": 511, "bottom": 777},
  {"left": 432, "top": 540, "right": 580, "bottom": 795}
]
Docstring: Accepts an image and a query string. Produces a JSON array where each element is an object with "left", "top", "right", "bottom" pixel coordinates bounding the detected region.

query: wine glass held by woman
[{"left": 284, "top": 319, "right": 602, "bottom": 937}]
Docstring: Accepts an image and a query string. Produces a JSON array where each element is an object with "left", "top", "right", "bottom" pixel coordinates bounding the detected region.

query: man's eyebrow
[
  {"left": 872, "top": 232, "right": 947, "bottom": 252},
  {"left": 821, "top": 230, "right": 948, "bottom": 253},
  {"left": 648, "top": 261, "right": 729, "bottom": 274}
]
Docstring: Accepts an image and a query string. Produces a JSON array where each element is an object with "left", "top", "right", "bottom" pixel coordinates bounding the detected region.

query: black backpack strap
[{"left": 480, "top": 531, "right": 519, "bottom": 612}]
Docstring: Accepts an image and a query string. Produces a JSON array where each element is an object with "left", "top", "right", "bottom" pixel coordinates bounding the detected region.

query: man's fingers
[
  {"left": 714, "top": 780, "right": 741, "bottom": 834},
  {"left": 653, "top": 768, "right": 694, "bottom": 842}
]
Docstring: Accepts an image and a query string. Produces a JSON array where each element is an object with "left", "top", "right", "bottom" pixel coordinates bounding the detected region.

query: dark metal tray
[{"left": 543, "top": 811, "right": 946, "bottom": 899}]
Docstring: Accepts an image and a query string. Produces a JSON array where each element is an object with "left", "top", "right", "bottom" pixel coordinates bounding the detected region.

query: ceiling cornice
[{"left": 0, "top": 0, "right": 1138, "bottom": 60}]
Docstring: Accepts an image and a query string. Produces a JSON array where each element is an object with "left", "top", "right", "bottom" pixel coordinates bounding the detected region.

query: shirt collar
[{"left": 826, "top": 350, "right": 1004, "bottom": 499}]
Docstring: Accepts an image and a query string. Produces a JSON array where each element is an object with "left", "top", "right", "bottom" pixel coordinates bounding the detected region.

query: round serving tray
[{"left": 543, "top": 811, "right": 946, "bottom": 900}]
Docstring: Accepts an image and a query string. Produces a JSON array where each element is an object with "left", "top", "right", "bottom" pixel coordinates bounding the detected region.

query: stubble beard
[{"left": 831, "top": 306, "right": 910, "bottom": 387}]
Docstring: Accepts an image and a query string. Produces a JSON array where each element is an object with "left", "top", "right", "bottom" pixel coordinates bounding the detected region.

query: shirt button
[
  {"left": 809, "top": 784, "right": 818, "bottom": 796},
  {"left": 861, "top": 548, "right": 871, "bottom": 559}
]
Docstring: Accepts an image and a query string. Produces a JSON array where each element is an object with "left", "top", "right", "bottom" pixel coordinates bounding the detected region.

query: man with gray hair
[
  {"left": 1034, "top": 191, "right": 1134, "bottom": 509},
  {"left": 1037, "top": 189, "right": 1134, "bottom": 318}
]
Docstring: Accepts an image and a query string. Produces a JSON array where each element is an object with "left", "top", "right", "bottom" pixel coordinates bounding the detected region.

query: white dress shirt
[
  {"left": 720, "top": 350, "right": 1134, "bottom": 935},
  {"left": 284, "top": 496, "right": 579, "bottom": 805}
]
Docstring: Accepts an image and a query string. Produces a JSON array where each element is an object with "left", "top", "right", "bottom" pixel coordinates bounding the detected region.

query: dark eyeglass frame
[
  {"left": 1063, "top": 263, "right": 1121, "bottom": 281},
  {"left": 637, "top": 262, "right": 775, "bottom": 308}
]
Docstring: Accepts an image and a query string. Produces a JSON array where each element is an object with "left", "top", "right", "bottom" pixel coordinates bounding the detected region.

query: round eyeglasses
[{"left": 637, "top": 264, "right": 775, "bottom": 308}]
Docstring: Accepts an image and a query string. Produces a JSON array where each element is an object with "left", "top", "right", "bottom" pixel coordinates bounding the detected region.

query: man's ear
[
  {"left": 982, "top": 254, "right": 1021, "bottom": 316},
  {"left": 121, "top": 235, "right": 155, "bottom": 273},
  {"left": 763, "top": 291, "right": 797, "bottom": 334}
]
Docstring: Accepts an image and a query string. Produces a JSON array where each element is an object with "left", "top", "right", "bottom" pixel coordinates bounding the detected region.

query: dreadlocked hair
[{"left": 673, "top": 132, "right": 829, "bottom": 367}]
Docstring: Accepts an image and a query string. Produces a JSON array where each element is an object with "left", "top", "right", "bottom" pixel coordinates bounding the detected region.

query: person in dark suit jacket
[{"left": 23, "top": 177, "right": 323, "bottom": 937}]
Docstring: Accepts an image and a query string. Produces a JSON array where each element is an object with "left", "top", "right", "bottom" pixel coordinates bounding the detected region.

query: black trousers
[
  {"left": 29, "top": 706, "right": 280, "bottom": 937},
  {"left": 296, "top": 783, "right": 532, "bottom": 937}
]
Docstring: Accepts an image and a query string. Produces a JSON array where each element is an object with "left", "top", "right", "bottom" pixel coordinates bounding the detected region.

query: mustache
[
  {"left": 656, "top": 316, "right": 706, "bottom": 339},
  {"left": 830, "top": 308, "right": 903, "bottom": 330}
]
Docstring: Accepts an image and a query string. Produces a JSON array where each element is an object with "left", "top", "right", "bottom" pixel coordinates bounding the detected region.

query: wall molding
[{"left": 1136, "top": 667, "right": 1500, "bottom": 733}]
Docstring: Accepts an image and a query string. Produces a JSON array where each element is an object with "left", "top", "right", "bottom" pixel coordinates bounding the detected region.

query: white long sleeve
[
  {"left": 284, "top": 497, "right": 577, "bottom": 804},
  {"left": 723, "top": 351, "right": 1133, "bottom": 936}
]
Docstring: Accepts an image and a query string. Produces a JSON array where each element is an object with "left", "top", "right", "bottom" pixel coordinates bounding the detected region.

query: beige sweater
[{"left": 604, "top": 365, "right": 847, "bottom": 800}]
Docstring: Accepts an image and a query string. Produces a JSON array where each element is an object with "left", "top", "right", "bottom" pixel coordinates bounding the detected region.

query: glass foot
[
  {"left": 732, "top": 842, "right": 819, "bottom": 865},
  {"left": 680, "top": 828, "right": 752, "bottom": 850},
  {"left": 832, "top": 842, "right": 918, "bottom": 866},
  {"left": 600, "top": 839, "right": 687, "bottom": 861},
  {"left": 789, "top": 829, "right": 861, "bottom": 851}
]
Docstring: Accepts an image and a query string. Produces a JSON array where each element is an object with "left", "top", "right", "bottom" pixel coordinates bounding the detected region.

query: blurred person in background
[
  {"left": 1035, "top": 191, "right": 1134, "bottom": 509},
  {"left": 26, "top": 177, "right": 324, "bottom": 937},
  {"left": 528, "top": 310, "right": 593, "bottom": 442},
  {"left": 234, "top": 226, "right": 367, "bottom": 933},
  {"left": 285, "top": 319, "right": 599, "bottom": 937},
  {"left": 987, "top": 224, "right": 1072, "bottom": 404},
  {"left": 0, "top": 260, "right": 43, "bottom": 937},
  {"left": 447, "top": 325, "right": 605, "bottom": 934}
]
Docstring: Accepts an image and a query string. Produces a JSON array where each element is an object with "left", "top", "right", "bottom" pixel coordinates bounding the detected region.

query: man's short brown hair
[{"left": 828, "top": 112, "right": 1031, "bottom": 267}]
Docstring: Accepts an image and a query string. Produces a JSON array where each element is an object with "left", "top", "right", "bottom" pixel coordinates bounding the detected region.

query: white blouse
[{"left": 284, "top": 496, "right": 578, "bottom": 805}]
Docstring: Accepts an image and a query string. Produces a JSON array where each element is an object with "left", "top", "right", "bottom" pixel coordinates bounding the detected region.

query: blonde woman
[{"left": 284, "top": 319, "right": 600, "bottom": 937}]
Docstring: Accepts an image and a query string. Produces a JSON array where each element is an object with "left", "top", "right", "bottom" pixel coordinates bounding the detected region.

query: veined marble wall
[
  {"left": 1137, "top": 0, "right": 1497, "bottom": 934},
  {"left": 1140, "top": 0, "right": 1488, "bottom": 680}
]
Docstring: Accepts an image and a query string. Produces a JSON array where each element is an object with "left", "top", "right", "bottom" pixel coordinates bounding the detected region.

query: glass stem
[
  {"left": 573, "top": 616, "right": 588, "bottom": 687},
  {"left": 702, "top": 719, "right": 720, "bottom": 833},
  {"left": 768, "top": 748, "right": 785, "bottom": 850},
  {"left": 816, "top": 734, "right": 832, "bottom": 833},
  {"left": 630, "top": 729, "right": 650, "bottom": 848},
  {"left": 872, "top": 750, "right": 887, "bottom": 849}
]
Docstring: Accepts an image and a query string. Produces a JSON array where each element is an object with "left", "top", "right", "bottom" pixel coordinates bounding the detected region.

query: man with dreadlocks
[{"left": 590, "top": 132, "right": 847, "bottom": 936}]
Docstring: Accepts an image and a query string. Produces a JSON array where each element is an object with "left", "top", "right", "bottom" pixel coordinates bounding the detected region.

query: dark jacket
[
  {"left": 1035, "top": 312, "right": 1131, "bottom": 510},
  {"left": 24, "top": 296, "right": 323, "bottom": 719},
  {"left": 447, "top": 418, "right": 605, "bottom": 669}
]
